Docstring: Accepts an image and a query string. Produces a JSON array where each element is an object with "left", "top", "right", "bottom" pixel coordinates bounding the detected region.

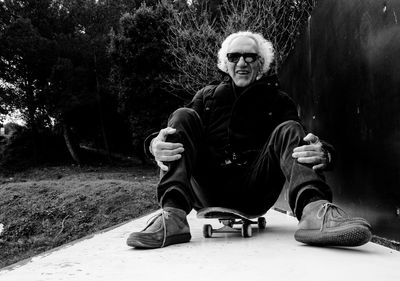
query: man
[{"left": 127, "top": 31, "right": 372, "bottom": 248}]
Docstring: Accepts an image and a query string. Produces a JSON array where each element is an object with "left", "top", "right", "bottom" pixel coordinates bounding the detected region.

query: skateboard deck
[{"left": 197, "top": 207, "right": 266, "bottom": 238}]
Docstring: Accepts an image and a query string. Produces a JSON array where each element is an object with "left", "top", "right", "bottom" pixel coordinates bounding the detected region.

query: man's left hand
[{"left": 292, "top": 133, "right": 329, "bottom": 171}]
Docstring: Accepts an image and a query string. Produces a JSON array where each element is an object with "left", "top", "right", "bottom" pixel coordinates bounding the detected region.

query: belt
[{"left": 220, "top": 151, "right": 250, "bottom": 167}]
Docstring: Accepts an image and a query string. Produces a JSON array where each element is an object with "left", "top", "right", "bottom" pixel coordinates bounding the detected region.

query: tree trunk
[
  {"left": 93, "top": 51, "right": 111, "bottom": 162},
  {"left": 62, "top": 123, "right": 81, "bottom": 165},
  {"left": 26, "top": 83, "right": 39, "bottom": 164}
]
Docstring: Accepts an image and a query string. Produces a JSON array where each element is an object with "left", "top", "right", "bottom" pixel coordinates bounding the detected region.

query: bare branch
[{"left": 162, "top": 0, "right": 315, "bottom": 99}]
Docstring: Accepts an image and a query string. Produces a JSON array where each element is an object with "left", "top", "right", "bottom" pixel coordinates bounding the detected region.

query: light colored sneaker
[
  {"left": 295, "top": 200, "right": 372, "bottom": 247},
  {"left": 127, "top": 207, "right": 191, "bottom": 248}
]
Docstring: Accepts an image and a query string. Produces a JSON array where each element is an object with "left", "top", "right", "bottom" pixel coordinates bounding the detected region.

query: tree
[
  {"left": 108, "top": 2, "right": 180, "bottom": 162},
  {"left": 0, "top": 14, "right": 58, "bottom": 160},
  {"left": 46, "top": 0, "right": 161, "bottom": 161},
  {"left": 0, "top": 0, "right": 133, "bottom": 165},
  {"left": 0, "top": 81, "right": 16, "bottom": 119},
  {"left": 163, "top": 3, "right": 222, "bottom": 97}
]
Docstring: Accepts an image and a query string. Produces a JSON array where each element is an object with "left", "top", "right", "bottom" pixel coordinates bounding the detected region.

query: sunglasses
[{"left": 227, "top": 52, "right": 259, "bottom": 63}]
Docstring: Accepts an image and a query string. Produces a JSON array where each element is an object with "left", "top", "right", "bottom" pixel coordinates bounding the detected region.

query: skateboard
[{"left": 197, "top": 207, "right": 266, "bottom": 238}]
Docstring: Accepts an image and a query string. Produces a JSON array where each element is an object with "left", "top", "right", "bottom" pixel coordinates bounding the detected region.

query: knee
[
  {"left": 169, "top": 108, "right": 202, "bottom": 126},
  {"left": 270, "top": 120, "right": 305, "bottom": 144},
  {"left": 273, "top": 120, "right": 303, "bottom": 135},
  {"left": 171, "top": 107, "right": 198, "bottom": 119}
]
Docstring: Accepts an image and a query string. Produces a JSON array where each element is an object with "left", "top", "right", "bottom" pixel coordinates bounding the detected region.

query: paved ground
[{"left": 1, "top": 209, "right": 399, "bottom": 281}]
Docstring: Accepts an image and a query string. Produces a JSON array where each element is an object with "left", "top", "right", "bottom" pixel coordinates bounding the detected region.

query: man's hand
[
  {"left": 292, "top": 133, "right": 329, "bottom": 171},
  {"left": 151, "top": 127, "right": 184, "bottom": 172}
]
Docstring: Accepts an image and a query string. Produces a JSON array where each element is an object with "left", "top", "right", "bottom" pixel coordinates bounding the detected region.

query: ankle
[
  {"left": 162, "top": 190, "right": 191, "bottom": 214},
  {"left": 296, "top": 189, "right": 326, "bottom": 219}
]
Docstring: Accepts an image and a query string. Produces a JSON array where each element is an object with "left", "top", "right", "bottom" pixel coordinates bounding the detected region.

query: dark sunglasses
[{"left": 227, "top": 52, "right": 259, "bottom": 63}]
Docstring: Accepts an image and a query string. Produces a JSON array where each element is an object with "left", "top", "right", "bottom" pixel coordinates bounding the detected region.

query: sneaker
[
  {"left": 127, "top": 207, "right": 191, "bottom": 248},
  {"left": 294, "top": 200, "right": 372, "bottom": 247}
]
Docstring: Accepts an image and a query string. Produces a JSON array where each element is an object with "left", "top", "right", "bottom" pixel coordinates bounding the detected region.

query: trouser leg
[
  {"left": 238, "top": 120, "right": 332, "bottom": 217},
  {"left": 157, "top": 108, "right": 206, "bottom": 211}
]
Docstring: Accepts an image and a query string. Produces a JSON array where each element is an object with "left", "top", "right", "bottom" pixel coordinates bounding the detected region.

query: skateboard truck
[
  {"left": 203, "top": 217, "right": 266, "bottom": 238},
  {"left": 197, "top": 207, "right": 267, "bottom": 238}
]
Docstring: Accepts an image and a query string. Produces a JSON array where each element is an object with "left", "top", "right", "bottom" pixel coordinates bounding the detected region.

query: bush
[
  {"left": 0, "top": 128, "right": 71, "bottom": 171},
  {"left": 3, "top": 122, "right": 23, "bottom": 136}
]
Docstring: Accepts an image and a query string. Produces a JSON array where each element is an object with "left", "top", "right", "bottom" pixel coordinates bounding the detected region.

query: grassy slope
[{"left": 0, "top": 165, "right": 159, "bottom": 268}]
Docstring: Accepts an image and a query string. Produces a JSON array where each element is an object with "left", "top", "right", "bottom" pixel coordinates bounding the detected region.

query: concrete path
[{"left": 1, "top": 209, "right": 399, "bottom": 281}]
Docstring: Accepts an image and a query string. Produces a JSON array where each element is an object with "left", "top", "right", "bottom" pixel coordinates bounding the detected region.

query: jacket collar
[
  {"left": 218, "top": 73, "right": 280, "bottom": 99},
  {"left": 220, "top": 73, "right": 280, "bottom": 89}
]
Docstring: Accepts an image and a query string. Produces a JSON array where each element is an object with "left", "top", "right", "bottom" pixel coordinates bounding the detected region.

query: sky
[
  {"left": 0, "top": 110, "right": 25, "bottom": 126},
  {"left": 0, "top": 78, "right": 26, "bottom": 125}
]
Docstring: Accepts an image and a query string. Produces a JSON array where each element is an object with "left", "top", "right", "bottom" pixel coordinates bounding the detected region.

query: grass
[{"left": 0, "top": 164, "right": 159, "bottom": 268}]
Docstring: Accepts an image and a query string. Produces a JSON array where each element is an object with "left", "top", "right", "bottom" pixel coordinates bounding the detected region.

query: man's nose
[{"left": 236, "top": 56, "right": 247, "bottom": 66}]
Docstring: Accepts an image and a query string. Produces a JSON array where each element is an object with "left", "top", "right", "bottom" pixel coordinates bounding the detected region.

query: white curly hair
[{"left": 217, "top": 31, "right": 275, "bottom": 75}]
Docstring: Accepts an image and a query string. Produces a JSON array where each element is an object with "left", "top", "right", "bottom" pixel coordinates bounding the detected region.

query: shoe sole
[
  {"left": 294, "top": 225, "right": 372, "bottom": 247},
  {"left": 127, "top": 233, "right": 191, "bottom": 249}
]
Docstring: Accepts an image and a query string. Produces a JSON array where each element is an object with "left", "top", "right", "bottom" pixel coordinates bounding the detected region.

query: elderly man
[{"left": 127, "top": 31, "right": 372, "bottom": 248}]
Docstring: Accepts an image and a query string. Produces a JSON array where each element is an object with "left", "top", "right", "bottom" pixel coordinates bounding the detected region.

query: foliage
[
  {"left": 0, "top": 16, "right": 57, "bottom": 130},
  {"left": 0, "top": 0, "right": 138, "bottom": 165},
  {"left": 164, "top": 3, "right": 222, "bottom": 97},
  {"left": 108, "top": 2, "right": 180, "bottom": 159},
  {"left": 3, "top": 122, "right": 23, "bottom": 135},
  {"left": 0, "top": 81, "right": 17, "bottom": 118},
  {"left": 0, "top": 127, "right": 71, "bottom": 170}
]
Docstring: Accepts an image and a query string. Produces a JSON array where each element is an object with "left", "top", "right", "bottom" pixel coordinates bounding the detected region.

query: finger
[
  {"left": 292, "top": 151, "right": 324, "bottom": 158},
  {"left": 157, "top": 154, "right": 182, "bottom": 162},
  {"left": 159, "top": 127, "right": 176, "bottom": 138},
  {"left": 293, "top": 144, "right": 321, "bottom": 153},
  {"left": 157, "top": 161, "right": 169, "bottom": 171},
  {"left": 313, "top": 163, "right": 326, "bottom": 171},
  {"left": 156, "top": 142, "right": 183, "bottom": 150},
  {"left": 296, "top": 156, "right": 324, "bottom": 164},
  {"left": 159, "top": 147, "right": 184, "bottom": 156},
  {"left": 303, "top": 133, "right": 319, "bottom": 144}
]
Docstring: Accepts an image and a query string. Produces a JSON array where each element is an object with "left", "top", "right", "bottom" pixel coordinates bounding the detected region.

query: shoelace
[
  {"left": 316, "top": 202, "right": 347, "bottom": 231},
  {"left": 145, "top": 209, "right": 170, "bottom": 247}
]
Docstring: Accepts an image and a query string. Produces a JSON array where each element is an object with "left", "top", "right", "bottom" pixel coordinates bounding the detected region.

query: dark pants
[{"left": 158, "top": 108, "right": 332, "bottom": 218}]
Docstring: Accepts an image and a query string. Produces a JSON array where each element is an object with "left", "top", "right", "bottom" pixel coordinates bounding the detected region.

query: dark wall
[{"left": 279, "top": 0, "right": 400, "bottom": 241}]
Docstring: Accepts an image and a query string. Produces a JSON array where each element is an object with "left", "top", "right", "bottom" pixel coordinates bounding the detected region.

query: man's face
[{"left": 226, "top": 36, "right": 261, "bottom": 88}]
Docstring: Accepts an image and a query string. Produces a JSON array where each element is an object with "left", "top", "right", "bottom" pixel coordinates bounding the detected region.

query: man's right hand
[{"left": 151, "top": 127, "right": 184, "bottom": 171}]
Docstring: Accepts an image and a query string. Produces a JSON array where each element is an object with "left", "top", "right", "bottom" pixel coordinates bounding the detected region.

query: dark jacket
[{"left": 186, "top": 75, "right": 300, "bottom": 164}]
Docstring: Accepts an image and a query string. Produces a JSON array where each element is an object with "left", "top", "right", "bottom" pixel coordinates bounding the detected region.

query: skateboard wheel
[
  {"left": 258, "top": 217, "right": 266, "bottom": 229},
  {"left": 203, "top": 224, "right": 213, "bottom": 238},
  {"left": 241, "top": 223, "right": 252, "bottom": 238}
]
